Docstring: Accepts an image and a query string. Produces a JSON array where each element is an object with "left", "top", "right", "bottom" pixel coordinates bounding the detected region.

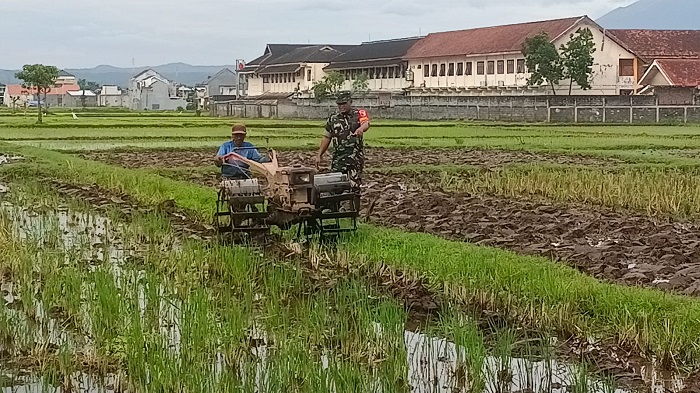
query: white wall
[{"left": 408, "top": 20, "right": 638, "bottom": 95}]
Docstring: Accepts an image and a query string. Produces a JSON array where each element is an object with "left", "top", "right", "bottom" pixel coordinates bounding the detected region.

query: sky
[{"left": 0, "top": 0, "right": 636, "bottom": 70}]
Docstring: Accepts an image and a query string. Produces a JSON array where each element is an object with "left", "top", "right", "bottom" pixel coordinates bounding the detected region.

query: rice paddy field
[{"left": 2, "top": 108, "right": 700, "bottom": 392}]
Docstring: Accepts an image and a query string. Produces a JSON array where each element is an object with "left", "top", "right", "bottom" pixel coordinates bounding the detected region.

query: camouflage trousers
[{"left": 331, "top": 158, "right": 363, "bottom": 195}]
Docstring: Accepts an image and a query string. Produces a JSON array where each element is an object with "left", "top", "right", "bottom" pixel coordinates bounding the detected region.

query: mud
[
  {"left": 45, "top": 179, "right": 214, "bottom": 241},
  {"left": 362, "top": 172, "right": 700, "bottom": 297},
  {"left": 80, "top": 147, "right": 623, "bottom": 170}
]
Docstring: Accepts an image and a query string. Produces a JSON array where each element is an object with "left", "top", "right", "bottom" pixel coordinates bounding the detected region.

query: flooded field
[
  {"left": 0, "top": 164, "right": 689, "bottom": 393},
  {"left": 3, "top": 119, "right": 700, "bottom": 392}
]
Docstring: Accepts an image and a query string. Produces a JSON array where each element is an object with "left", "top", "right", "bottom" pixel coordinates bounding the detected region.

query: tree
[
  {"left": 78, "top": 79, "right": 100, "bottom": 92},
  {"left": 15, "top": 64, "right": 59, "bottom": 123},
  {"left": 312, "top": 71, "right": 345, "bottom": 99},
  {"left": 560, "top": 28, "right": 596, "bottom": 95},
  {"left": 521, "top": 32, "right": 563, "bottom": 95},
  {"left": 351, "top": 72, "right": 369, "bottom": 97}
]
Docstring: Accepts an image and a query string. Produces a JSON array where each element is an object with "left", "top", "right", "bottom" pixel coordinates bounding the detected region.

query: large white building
[
  {"left": 403, "top": 16, "right": 639, "bottom": 96},
  {"left": 240, "top": 44, "right": 357, "bottom": 98},
  {"left": 238, "top": 16, "right": 700, "bottom": 99}
]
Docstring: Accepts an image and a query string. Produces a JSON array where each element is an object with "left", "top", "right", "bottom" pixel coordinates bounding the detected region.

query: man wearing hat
[
  {"left": 215, "top": 124, "right": 266, "bottom": 179},
  {"left": 315, "top": 91, "right": 370, "bottom": 195}
]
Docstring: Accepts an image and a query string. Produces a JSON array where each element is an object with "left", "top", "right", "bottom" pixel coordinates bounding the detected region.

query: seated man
[{"left": 214, "top": 124, "right": 267, "bottom": 179}]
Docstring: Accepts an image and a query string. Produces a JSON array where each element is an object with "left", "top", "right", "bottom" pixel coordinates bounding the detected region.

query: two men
[
  {"left": 216, "top": 91, "right": 370, "bottom": 193},
  {"left": 215, "top": 124, "right": 266, "bottom": 179},
  {"left": 315, "top": 91, "right": 370, "bottom": 194}
]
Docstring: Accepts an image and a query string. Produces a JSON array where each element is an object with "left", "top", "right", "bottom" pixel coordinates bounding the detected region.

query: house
[
  {"left": 240, "top": 44, "right": 357, "bottom": 98},
  {"left": 128, "top": 69, "right": 187, "bottom": 110},
  {"left": 0, "top": 84, "right": 5, "bottom": 106},
  {"left": 607, "top": 29, "right": 700, "bottom": 98},
  {"left": 323, "top": 37, "right": 422, "bottom": 94},
  {"left": 196, "top": 68, "right": 238, "bottom": 109},
  {"left": 403, "top": 16, "right": 638, "bottom": 96},
  {"left": 54, "top": 70, "right": 78, "bottom": 87},
  {"left": 4, "top": 83, "right": 80, "bottom": 107},
  {"left": 97, "top": 85, "right": 128, "bottom": 107},
  {"left": 65, "top": 90, "right": 98, "bottom": 107}
]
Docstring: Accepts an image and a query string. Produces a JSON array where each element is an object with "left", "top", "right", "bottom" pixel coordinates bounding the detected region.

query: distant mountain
[
  {"left": 0, "top": 63, "right": 234, "bottom": 88},
  {"left": 598, "top": 0, "right": 700, "bottom": 29}
]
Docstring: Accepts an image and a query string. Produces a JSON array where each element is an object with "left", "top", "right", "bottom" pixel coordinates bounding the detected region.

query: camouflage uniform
[{"left": 324, "top": 99, "right": 369, "bottom": 194}]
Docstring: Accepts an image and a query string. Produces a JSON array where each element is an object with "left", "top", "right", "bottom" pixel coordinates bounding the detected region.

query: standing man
[
  {"left": 215, "top": 124, "right": 266, "bottom": 179},
  {"left": 315, "top": 91, "right": 370, "bottom": 195}
]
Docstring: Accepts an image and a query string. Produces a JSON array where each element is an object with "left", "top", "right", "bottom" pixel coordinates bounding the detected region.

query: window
[
  {"left": 448, "top": 63, "right": 455, "bottom": 76},
  {"left": 263, "top": 75, "right": 270, "bottom": 83},
  {"left": 370, "top": 68, "right": 376, "bottom": 79},
  {"left": 456, "top": 62, "right": 464, "bottom": 76},
  {"left": 507, "top": 60, "right": 514, "bottom": 74},
  {"left": 152, "top": 104, "right": 160, "bottom": 110},
  {"left": 516, "top": 59, "right": 525, "bottom": 73},
  {"left": 307, "top": 69, "right": 312, "bottom": 81},
  {"left": 292, "top": 73, "right": 296, "bottom": 82},
  {"left": 382, "top": 67, "right": 389, "bottom": 79},
  {"left": 497, "top": 60, "right": 504, "bottom": 74},
  {"left": 283, "top": 73, "right": 288, "bottom": 83},
  {"left": 487, "top": 61, "right": 495, "bottom": 74},
  {"left": 476, "top": 61, "right": 484, "bottom": 75},
  {"left": 619, "top": 59, "right": 635, "bottom": 76},
  {"left": 431, "top": 64, "right": 438, "bottom": 77},
  {"left": 439, "top": 64, "right": 446, "bottom": 76},
  {"left": 424, "top": 64, "right": 430, "bottom": 77},
  {"left": 388, "top": 67, "right": 394, "bottom": 78},
  {"left": 466, "top": 62, "right": 473, "bottom": 75}
]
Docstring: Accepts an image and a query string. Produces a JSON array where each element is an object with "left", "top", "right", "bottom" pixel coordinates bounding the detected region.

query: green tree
[
  {"left": 351, "top": 72, "right": 369, "bottom": 97},
  {"left": 560, "top": 27, "right": 597, "bottom": 95},
  {"left": 78, "top": 79, "right": 100, "bottom": 92},
  {"left": 312, "top": 71, "right": 345, "bottom": 100},
  {"left": 15, "top": 64, "right": 60, "bottom": 123},
  {"left": 521, "top": 32, "right": 564, "bottom": 95}
]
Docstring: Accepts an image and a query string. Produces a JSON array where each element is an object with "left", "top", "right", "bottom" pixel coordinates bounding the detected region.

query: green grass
[
  {"left": 4, "top": 143, "right": 700, "bottom": 372},
  {"left": 0, "top": 181, "right": 623, "bottom": 392},
  {"left": 438, "top": 163, "right": 700, "bottom": 219}
]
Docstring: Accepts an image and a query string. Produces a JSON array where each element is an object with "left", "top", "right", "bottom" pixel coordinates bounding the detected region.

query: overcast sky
[{"left": 0, "top": 0, "right": 636, "bottom": 70}]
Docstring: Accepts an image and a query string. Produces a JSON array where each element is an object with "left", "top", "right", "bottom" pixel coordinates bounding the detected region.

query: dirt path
[
  {"left": 80, "top": 147, "right": 623, "bottom": 170},
  {"left": 362, "top": 173, "right": 700, "bottom": 297}
]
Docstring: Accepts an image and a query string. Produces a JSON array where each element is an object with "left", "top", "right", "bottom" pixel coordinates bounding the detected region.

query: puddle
[
  {"left": 1, "top": 201, "right": 131, "bottom": 266},
  {"left": 0, "top": 155, "right": 24, "bottom": 166},
  {"left": 1, "top": 373, "right": 118, "bottom": 393}
]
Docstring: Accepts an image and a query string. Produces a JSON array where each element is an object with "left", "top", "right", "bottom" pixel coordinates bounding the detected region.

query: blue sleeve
[
  {"left": 217, "top": 143, "right": 229, "bottom": 157},
  {"left": 244, "top": 142, "right": 263, "bottom": 162}
]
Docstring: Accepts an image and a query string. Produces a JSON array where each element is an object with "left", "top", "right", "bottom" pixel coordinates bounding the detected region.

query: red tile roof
[
  {"left": 404, "top": 16, "right": 587, "bottom": 59},
  {"left": 6, "top": 84, "right": 80, "bottom": 96},
  {"left": 655, "top": 59, "right": 700, "bottom": 87},
  {"left": 608, "top": 30, "right": 700, "bottom": 61}
]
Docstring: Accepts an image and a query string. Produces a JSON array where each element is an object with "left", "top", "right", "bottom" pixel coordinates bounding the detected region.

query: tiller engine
[{"left": 214, "top": 150, "right": 359, "bottom": 241}]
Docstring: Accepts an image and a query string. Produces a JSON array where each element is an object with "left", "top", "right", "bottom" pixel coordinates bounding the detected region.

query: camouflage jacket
[{"left": 324, "top": 108, "right": 370, "bottom": 166}]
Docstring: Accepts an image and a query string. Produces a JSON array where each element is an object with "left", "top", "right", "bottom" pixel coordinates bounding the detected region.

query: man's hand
[
  {"left": 353, "top": 129, "right": 364, "bottom": 137},
  {"left": 314, "top": 153, "right": 323, "bottom": 170}
]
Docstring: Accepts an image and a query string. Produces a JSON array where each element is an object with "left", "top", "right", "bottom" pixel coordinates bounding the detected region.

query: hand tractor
[{"left": 214, "top": 149, "right": 360, "bottom": 241}]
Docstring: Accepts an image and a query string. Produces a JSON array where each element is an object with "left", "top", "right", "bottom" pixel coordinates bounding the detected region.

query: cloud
[{"left": 0, "top": 0, "right": 637, "bottom": 69}]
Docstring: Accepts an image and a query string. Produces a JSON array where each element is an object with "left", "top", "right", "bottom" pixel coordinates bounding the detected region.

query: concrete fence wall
[{"left": 212, "top": 93, "right": 700, "bottom": 124}]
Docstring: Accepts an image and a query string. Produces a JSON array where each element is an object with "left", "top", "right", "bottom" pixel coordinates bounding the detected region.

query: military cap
[{"left": 335, "top": 91, "right": 352, "bottom": 104}]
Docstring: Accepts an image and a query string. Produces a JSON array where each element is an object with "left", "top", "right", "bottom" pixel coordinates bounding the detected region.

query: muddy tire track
[
  {"left": 362, "top": 173, "right": 700, "bottom": 297},
  {"left": 80, "top": 147, "right": 623, "bottom": 170}
]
